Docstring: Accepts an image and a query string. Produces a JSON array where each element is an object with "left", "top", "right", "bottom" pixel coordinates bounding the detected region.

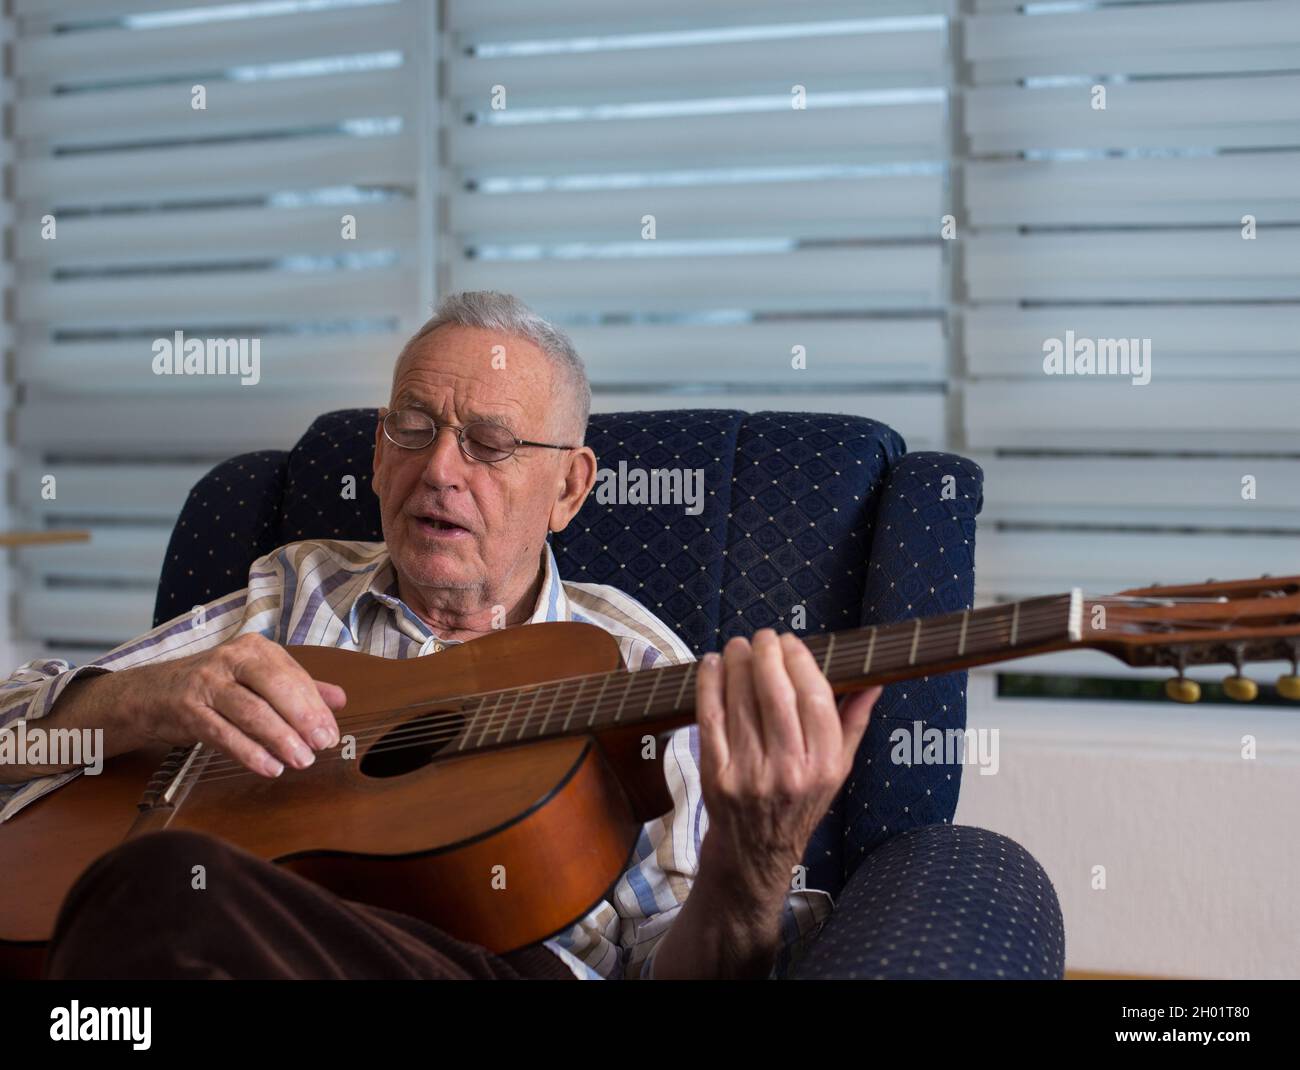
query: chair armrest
[{"left": 788, "top": 823, "right": 1065, "bottom": 980}]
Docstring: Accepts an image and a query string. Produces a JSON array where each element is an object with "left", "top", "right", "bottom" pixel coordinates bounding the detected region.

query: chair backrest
[{"left": 154, "top": 408, "right": 982, "bottom": 894}]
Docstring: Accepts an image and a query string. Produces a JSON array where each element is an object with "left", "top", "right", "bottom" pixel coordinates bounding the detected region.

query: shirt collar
[
  {"left": 347, "top": 540, "right": 569, "bottom": 642},
  {"left": 526, "top": 540, "right": 570, "bottom": 625}
]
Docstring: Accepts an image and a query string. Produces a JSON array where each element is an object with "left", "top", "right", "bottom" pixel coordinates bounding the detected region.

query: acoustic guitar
[{"left": 1, "top": 574, "right": 1297, "bottom": 978}]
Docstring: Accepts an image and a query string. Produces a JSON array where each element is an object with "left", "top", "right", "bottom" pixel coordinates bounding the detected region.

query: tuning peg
[
  {"left": 1164, "top": 676, "right": 1201, "bottom": 703},
  {"left": 1278, "top": 675, "right": 1300, "bottom": 701},
  {"left": 1223, "top": 675, "right": 1259, "bottom": 702}
]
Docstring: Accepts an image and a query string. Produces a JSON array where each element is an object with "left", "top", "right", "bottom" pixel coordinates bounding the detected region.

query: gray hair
[{"left": 392, "top": 291, "right": 591, "bottom": 441}]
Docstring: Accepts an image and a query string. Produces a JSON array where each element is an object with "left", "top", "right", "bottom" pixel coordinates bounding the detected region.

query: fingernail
[
  {"left": 703, "top": 653, "right": 720, "bottom": 668},
  {"left": 261, "top": 755, "right": 284, "bottom": 778},
  {"left": 292, "top": 741, "right": 315, "bottom": 768},
  {"left": 311, "top": 727, "right": 333, "bottom": 749}
]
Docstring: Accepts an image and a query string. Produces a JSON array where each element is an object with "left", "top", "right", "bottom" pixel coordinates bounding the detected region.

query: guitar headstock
[{"left": 1079, "top": 575, "right": 1300, "bottom": 703}]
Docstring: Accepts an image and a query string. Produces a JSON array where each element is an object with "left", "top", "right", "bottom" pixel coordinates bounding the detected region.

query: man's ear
[{"left": 548, "top": 446, "right": 598, "bottom": 534}]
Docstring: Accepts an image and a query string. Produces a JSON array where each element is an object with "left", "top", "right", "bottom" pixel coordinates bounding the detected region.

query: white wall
[{"left": 956, "top": 675, "right": 1300, "bottom": 979}]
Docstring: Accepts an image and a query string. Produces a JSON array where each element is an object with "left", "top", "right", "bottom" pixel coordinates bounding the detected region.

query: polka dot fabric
[
  {"left": 789, "top": 824, "right": 1066, "bottom": 980},
  {"left": 153, "top": 408, "right": 1064, "bottom": 978}
]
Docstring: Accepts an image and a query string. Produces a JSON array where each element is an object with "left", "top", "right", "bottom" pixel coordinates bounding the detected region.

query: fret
[
  {"left": 958, "top": 609, "right": 970, "bottom": 657},
  {"left": 640, "top": 669, "right": 663, "bottom": 720},
  {"left": 561, "top": 677, "right": 588, "bottom": 733},
  {"left": 516, "top": 687, "right": 542, "bottom": 741},
  {"left": 1009, "top": 602, "right": 1021, "bottom": 647},
  {"left": 610, "top": 673, "right": 633, "bottom": 725},
  {"left": 537, "top": 678, "right": 565, "bottom": 737},
  {"left": 862, "top": 627, "right": 877, "bottom": 674},
  {"left": 673, "top": 662, "right": 693, "bottom": 711},
  {"left": 457, "top": 697, "right": 484, "bottom": 752},
  {"left": 821, "top": 633, "right": 836, "bottom": 674},
  {"left": 908, "top": 618, "right": 922, "bottom": 665},
  {"left": 496, "top": 689, "right": 523, "bottom": 744},
  {"left": 586, "top": 673, "right": 612, "bottom": 728},
  {"left": 476, "top": 691, "right": 506, "bottom": 749}
]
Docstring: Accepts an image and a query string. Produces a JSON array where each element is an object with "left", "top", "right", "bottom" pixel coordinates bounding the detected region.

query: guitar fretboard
[{"left": 455, "top": 592, "right": 1081, "bottom": 752}]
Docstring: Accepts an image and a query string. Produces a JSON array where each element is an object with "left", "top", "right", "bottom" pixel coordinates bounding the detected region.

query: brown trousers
[{"left": 43, "top": 829, "right": 576, "bottom": 980}]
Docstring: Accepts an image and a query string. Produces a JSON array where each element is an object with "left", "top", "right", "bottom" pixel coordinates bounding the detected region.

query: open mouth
[{"left": 414, "top": 516, "right": 471, "bottom": 538}]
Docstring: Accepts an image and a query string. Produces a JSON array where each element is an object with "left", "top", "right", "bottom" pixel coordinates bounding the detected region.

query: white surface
[{"left": 955, "top": 678, "right": 1300, "bottom": 978}]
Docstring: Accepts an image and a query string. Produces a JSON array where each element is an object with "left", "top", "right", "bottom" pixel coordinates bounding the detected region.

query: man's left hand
[{"left": 695, "top": 630, "right": 882, "bottom": 905}]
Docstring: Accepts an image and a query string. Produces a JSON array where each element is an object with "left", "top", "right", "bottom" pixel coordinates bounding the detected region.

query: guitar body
[{"left": 0, "top": 621, "right": 681, "bottom": 978}]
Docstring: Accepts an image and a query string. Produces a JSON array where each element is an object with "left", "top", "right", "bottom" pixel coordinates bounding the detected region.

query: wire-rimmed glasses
[{"left": 381, "top": 408, "right": 578, "bottom": 464}]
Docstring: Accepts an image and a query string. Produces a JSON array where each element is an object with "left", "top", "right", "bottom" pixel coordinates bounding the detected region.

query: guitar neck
[{"left": 455, "top": 591, "right": 1083, "bottom": 752}]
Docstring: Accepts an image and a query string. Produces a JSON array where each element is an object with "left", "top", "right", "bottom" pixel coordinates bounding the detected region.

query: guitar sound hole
[{"left": 359, "top": 709, "right": 466, "bottom": 779}]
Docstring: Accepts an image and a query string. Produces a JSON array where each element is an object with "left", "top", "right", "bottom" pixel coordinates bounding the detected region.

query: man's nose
[{"left": 420, "top": 425, "right": 471, "bottom": 487}]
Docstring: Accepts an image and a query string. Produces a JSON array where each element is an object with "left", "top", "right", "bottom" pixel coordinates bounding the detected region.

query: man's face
[{"left": 372, "top": 324, "right": 592, "bottom": 614}]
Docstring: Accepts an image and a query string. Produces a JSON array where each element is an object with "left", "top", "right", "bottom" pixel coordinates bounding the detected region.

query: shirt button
[{"left": 420, "top": 637, "right": 443, "bottom": 656}]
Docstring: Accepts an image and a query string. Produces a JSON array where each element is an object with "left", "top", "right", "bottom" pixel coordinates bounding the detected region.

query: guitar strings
[
  {"left": 190, "top": 599, "right": 1062, "bottom": 778},
  {"left": 189, "top": 602, "right": 1069, "bottom": 781},
  {"left": 186, "top": 599, "right": 1072, "bottom": 786}
]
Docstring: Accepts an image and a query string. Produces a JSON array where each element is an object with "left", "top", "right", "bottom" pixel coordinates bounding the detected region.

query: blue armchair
[{"left": 153, "top": 408, "right": 1065, "bottom": 979}]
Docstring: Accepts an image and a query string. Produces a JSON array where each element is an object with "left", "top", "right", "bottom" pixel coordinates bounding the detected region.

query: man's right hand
[{"left": 120, "top": 634, "right": 347, "bottom": 777}]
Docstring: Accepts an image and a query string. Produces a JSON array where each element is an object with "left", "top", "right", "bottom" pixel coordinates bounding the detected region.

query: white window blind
[
  {"left": 5, "top": 0, "right": 1297, "bottom": 695},
  {"left": 441, "top": 0, "right": 953, "bottom": 448},
  {"left": 959, "top": 0, "right": 1300, "bottom": 685},
  {"left": 9, "top": 0, "right": 431, "bottom": 658}
]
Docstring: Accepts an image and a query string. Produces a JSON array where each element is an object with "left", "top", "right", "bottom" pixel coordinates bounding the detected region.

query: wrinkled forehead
[{"left": 389, "top": 325, "right": 557, "bottom": 428}]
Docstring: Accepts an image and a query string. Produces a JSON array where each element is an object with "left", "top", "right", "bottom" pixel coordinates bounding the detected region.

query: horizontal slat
[
  {"left": 570, "top": 321, "right": 947, "bottom": 384},
  {"left": 16, "top": 0, "right": 353, "bottom": 19},
  {"left": 964, "top": 306, "right": 1300, "bottom": 379},
  {"left": 976, "top": 530, "right": 1298, "bottom": 596},
  {"left": 966, "top": 1, "right": 1300, "bottom": 81},
  {"left": 18, "top": 68, "right": 408, "bottom": 146},
  {"left": 963, "top": 380, "right": 1300, "bottom": 449},
  {"left": 976, "top": 456, "right": 1300, "bottom": 527},
  {"left": 964, "top": 231, "right": 1300, "bottom": 301},
  {"left": 592, "top": 391, "right": 946, "bottom": 449},
  {"left": 16, "top": 393, "right": 944, "bottom": 460},
  {"left": 17, "top": 335, "right": 402, "bottom": 393},
  {"left": 16, "top": 201, "right": 414, "bottom": 267},
  {"left": 15, "top": 132, "right": 416, "bottom": 208},
  {"left": 449, "top": 29, "right": 945, "bottom": 102},
  {"left": 17, "top": 2, "right": 412, "bottom": 86},
  {"left": 966, "top": 75, "right": 1300, "bottom": 153},
  {"left": 966, "top": 153, "right": 1300, "bottom": 226},
  {"left": 16, "top": 527, "right": 169, "bottom": 583},
  {"left": 16, "top": 394, "right": 364, "bottom": 453},
  {"left": 450, "top": 102, "right": 947, "bottom": 174},
  {"left": 971, "top": 0, "right": 1179, "bottom": 8},
  {"left": 16, "top": 589, "right": 157, "bottom": 648},
  {"left": 449, "top": 0, "right": 948, "bottom": 35},
  {"left": 452, "top": 247, "right": 944, "bottom": 313},
  {"left": 451, "top": 175, "right": 944, "bottom": 242},
  {"left": 16, "top": 464, "right": 211, "bottom": 517},
  {"left": 16, "top": 267, "right": 417, "bottom": 327}
]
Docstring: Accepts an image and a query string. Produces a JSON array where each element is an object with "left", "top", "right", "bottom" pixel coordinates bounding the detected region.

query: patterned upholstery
[
  {"left": 153, "top": 408, "right": 1065, "bottom": 978},
  {"left": 790, "top": 824, "right": 1066, "bottom": 979}
]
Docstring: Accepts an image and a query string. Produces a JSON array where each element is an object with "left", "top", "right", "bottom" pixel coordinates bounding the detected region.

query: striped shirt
[{"left": 0, "top": 538, "right": 833, "bottom": 979}]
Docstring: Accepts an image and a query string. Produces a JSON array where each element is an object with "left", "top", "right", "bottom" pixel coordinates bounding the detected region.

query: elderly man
[{"left": 0, "top": 291, "right": 879, "bottom": 980}]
